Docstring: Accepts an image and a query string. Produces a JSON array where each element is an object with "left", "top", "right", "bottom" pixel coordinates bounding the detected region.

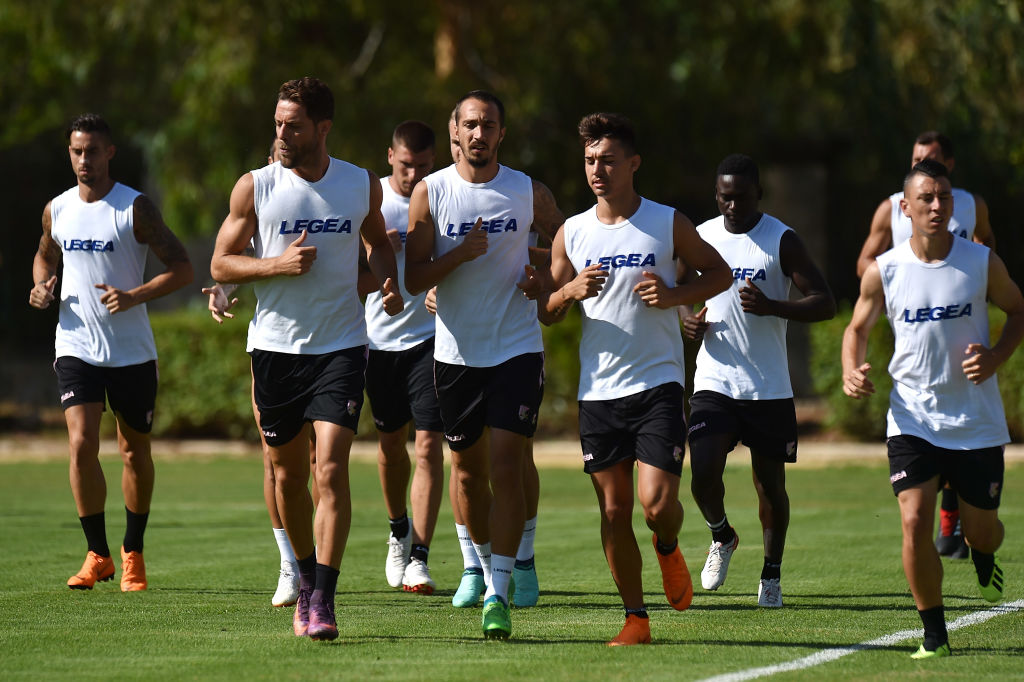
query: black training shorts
[
  {"left": 887, "top": 434, "right": 1004, "bottom": 510},
  {"left": 687, "top": 390, "right": 798, "bottom": 463},
  {"left": 54, "top": 356, "right": 158, "bottom": 434},
  {"left": 365, "top": 338, "right": 444, "bottom": 434}
]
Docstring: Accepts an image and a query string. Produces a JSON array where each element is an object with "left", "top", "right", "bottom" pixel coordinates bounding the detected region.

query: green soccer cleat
[
  {"left": 452, "top": 567, "right": 485, "bottom": 608},
  {"left": 482, "top": 595, "right": 511, "bottom": 640},
  {"left": 513, "top": 559, "right": 539, "bottom": 608},
  {"left": 911, "top": 642, "right": 951, "bottom": 659},
  {"left": 978, "top": 555, "right": 1004, "bottom": 603}
]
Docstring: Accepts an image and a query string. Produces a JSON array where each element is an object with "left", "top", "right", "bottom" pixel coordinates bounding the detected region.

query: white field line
[{"left": 695, "top": 599, "right": 1024, "bottom": 682}]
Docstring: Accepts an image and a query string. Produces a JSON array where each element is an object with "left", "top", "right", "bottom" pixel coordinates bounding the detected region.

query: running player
[
  {"left": 29, "top": 113, "right": 193, "bottom": 592},
  {"left": 364, "top": 120, "right": 446, "bottom": 595},
  {"left": 856, "top": 132, "right": 995, "bottom": 559},
  {"left": 203, "top": 140, "right": 314, "bottom": 609},
  {"left": 405, "top": 90, "right": 562, "bottom": 638},
  {"left": 210, "top": 77, "right": 402, "bottom": 641},
  {"left": 539, "top": 113, "right": 731, "bottom": 645},
  {"left": 682, "top": 154, "right": 835, "bottom": 607},
  {"left": 843, "top": 159, "right": 1023, "bottom": 658}
]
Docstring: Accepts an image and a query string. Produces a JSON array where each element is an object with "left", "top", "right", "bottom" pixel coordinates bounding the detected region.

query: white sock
[
  {"left": 516, "top": 516, "right": 537, "bottom": 562},
  {"left": 273, "top": 527, "right": 297, "bottom": 567},
  {"left": 473, "top": 541, "right": 492, "bottom": 586},
  {"left": 457, "top": 523, "right": 481, "bottom": 569},
  {"left": 484, "top": 554, "right": 515, "bottom": 604}
]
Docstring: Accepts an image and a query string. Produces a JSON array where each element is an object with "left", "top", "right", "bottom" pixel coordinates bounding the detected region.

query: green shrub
[{"left": 809, "top": 303, "right": 1024, "bottom": 442}]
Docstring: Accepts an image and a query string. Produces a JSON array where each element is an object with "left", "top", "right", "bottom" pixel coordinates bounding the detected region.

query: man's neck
[
  {"left": 78, "top": 177, "right": 115, "bottom": 203},
  {"left": 910, "top": 230, "right": 954, "bottom": 263},
  {"left": 456, "top": 158, "right": 500, "bottom": 184},
  {"left": 595, "top": 191, "right": 642, "bottom": 225},
  {"left": 290, "top": 150, "right": 331, "bottom": 183}
]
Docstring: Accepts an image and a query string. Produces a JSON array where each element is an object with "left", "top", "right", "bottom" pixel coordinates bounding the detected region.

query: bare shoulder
[{"left": 41, "top": 201, "right": 53, "bottom": 232}]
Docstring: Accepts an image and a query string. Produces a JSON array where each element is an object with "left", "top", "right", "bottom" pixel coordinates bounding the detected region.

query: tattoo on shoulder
[{"left": 133, "top": 195, "right": 189, "bottom": 264}]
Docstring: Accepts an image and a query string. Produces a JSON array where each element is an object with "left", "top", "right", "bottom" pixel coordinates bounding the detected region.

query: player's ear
[{"left": 631, "top": 154, "right": 641, "bottom": 173}]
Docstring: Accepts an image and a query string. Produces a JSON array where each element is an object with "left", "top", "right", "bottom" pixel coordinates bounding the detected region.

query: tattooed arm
[{"left": 28, "top": 202, "right": 62, "bottom": 309}]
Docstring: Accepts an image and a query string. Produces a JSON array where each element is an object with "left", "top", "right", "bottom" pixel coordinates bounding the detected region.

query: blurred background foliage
[{"left": 4, "top": 0, "right": 1023, "bottom": 438}]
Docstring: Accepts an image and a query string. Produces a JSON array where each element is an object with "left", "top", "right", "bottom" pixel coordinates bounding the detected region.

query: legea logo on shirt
[
  {"left": 584, "top": 253, "right": 656, "bottom": 269},
  {"left": 444, "top": 218, "right": 519, "bottom": 237},
  {"left": 900, "top": 303, "right": 973, "bottom": 323},
  {"left": 64, "top": 239, "right": 114, "bottom": 253},
  {"left": 278, "top": 218, "right": 352, "bottom": 234},
  {"left": 732, "top": 267, "right": 766, "bottom": 282}
]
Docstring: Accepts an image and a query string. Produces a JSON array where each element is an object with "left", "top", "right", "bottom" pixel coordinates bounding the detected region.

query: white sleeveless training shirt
[
  {"left": 564, "top": 198, "right": 684, "bottom": 401},
  {"left": 877, "top": 238, "right": 1008, "bottom": 449},
  {"left": 247, "top": 158, "right": 369, "bottom": 355},
  {"left": 50, "top": 183, "right": 157, "bottom": 367},
  {"left": 425, "top": 163, "right": 543, "bottom": 367},
  {"left": 889, "top": 188, "right": 976, "bottom": 244},
  {"left": 693, "top": 214, "right": 794, "bottom": 400},
  {"left": 364, "top": 177, "right": 434, "bottom": 351}
]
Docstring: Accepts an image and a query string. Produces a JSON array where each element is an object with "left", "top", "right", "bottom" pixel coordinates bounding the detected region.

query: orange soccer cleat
[
  {"left": 119, "top": 547, "right": 147, "bottom": 592},
  {"left": 653, "top": 534, "right": 693, "bottom": 611},
  {"left": 608, "top": 613, "right": 652, "bottom": 647},
  {"left": 67, "top": 551, "right": 115, "bottom": 590}
]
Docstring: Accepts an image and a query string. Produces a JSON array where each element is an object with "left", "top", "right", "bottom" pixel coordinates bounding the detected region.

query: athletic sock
[
  {"left": 972, "top": 550, "right": 995, "bottom": 584},
  {"left": 273, "top": 527, "right": 297, "bottom": 565},
  {"left": 624, "top": 607, "right": 649, "bottom": 619},
  {"left": 296, "top": 552, "right": 317, "bottom": 592},
  {"left": 515, "top": 556, "right": 534, "bottom": 570},
  {"left": 473, "top": 541, "right": 493, "bottom": 586},
  {"left": 484, "top": 554, "right": 515, "bottom": 605},
  {"left": 761, "top": 558, "right": 782, "bottom": 581},
  {"left": 708, "top": 516, "right": 735, "bottom": 544},
  {"left": 79, "top": 512, "right": 110, "bottom": 557},
  {"left": 939, "top": 489, "right": 959, "bottom": 536},
  {"left": 516, "top": 516, "right": 537, "bottom": 562},
  {"left": 654, "top": 535, "right": 678, "bottom": 556},
  {"left": 918, "top": 605, "right": 948, "bottom": 650},
  {"left": 456, "top": 524, "right": 481, "bottom": 569},
  {"left": 311, "top": 563, "right": 340, "bottom": 604},
  {"left": 389, "top": 513, "right": 410, "bottom": 540},
  {"left": 122, "top": 507, "right": 149, "bottom": 553},
  {"left": 410, "top": 543, "right": 429, "bottom": 563}
]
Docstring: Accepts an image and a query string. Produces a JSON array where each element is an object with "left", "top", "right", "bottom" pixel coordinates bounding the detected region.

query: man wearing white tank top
[
  {"left": 682, "top": 154, "right": 835, "bottom": 609},
  {"left": 539, "top": 113, "right": 731, "bottom": 645},
  {"left": 211, "top": 78, "right": 403, "bottom": 642},
  {"left": 29, "top": 114, "right": 193, "bottom": 593},
  {"left": 405, "top": 90, "right": 563, "bottom": 639},
  {"left": 843, "top": 159, "right": 1024, "bottom": 659},
  {"left": 857, "top": 132, "right": 997, "bottom": 560}
]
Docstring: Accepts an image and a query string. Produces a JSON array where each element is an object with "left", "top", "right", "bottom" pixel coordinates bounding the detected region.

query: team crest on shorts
[
  {"left": 990, "top": 482, "right": 1001, "bottom": 499},
  {"left": 786, "top": 441, "right": 796, "bottom": 458},
  {"left": 673, "top": 446, "right": 683, "bottom": 463},
  {"left": 146, "top": 410, "right": 153, "bottom": 425},
  {"left": 347, "top": 400, "right": 358, "bottom": 416},
  {"left": 518, "top": 405, "right": 535, "bottom": 424}
]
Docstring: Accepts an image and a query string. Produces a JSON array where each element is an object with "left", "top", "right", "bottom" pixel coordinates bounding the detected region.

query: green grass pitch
[{"left": 0, "top": 451, "right": 1021, "bottom": 681}]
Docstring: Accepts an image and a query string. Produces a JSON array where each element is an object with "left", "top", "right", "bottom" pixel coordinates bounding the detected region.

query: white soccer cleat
[
  {"left": 385, "top": 527, "right": 412, "bottom": 588},
  {"left": 701, "top": 531, "right": 738, "bottom": 591},
  {"left": 272, "top": 561, "right": 300, "bottom": 607},
  {"left": 757, "top": 577, "right": 783, "bottom": 607},
  {"left": 402, "top": 558, "right": 436, "bottom": 595}
]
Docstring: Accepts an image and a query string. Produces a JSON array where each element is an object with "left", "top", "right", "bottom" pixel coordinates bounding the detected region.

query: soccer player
[
  {"left": 842, "top": 159, "right": 1023, "bottom": 658},
  {"left": 682, "top": 154, "right": 835, "bottom": 607},
  {"left": 210, "top": 77, "right": 402, "bottom": 641},
  {"left": 29, "top": 113, "right": 194, "bottom": 592},
  {"left": 203, "top": 140, "right": 315, "bottom": 609},
  {"left": 405, "top": 90, "right": 562, "bottom": 638},
  {"left": 539, "top": 113, "right": 731, "bottom": 645},
  {"left": 364, "top": 120, "right": 447, "bottom": 595},
  {"left": 856, "top": 132, "right": 996, "bottom": 558}
]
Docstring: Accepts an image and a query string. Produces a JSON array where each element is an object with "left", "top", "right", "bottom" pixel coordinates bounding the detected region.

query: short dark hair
[
  {"left": 455, "top": 90, "right": 505, "bottom": 128},
  {"left": 915, "top": 130, "right": 954, "bottom": 159},
  {"left": 278, "top": 77, "right": 334, "bottom": 123},
  {"left": 903, "top": 158, "right": 949, "bottom": 191},
  {"left": 66, "top": 113, "right": 112, "bottom": 143},
  {"left": 392, "top": 120, "right": 435, "bottom": 154},
  {"left": 578, "top": 113, "right": 637, "bottom": 156},
  {"left": 716, "top": 153, "right": 760, "bottom": 184}
]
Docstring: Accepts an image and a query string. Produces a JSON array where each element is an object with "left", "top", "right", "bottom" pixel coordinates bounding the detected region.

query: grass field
[{"left": 1, "top": 449, "right": 1022, "bottom": 681}]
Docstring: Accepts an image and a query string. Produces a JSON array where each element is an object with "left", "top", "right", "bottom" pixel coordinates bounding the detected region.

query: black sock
[
  {"left": 625, "top": 607, "right": 649, "bottom": 619},
  {"left": 410, "top": 543, "right": 429, "bottom": 562},
  {"left": 312, "top": 563, "right": 340, "bottom": 602},
  {"left": 514, "top": 556, "right": 534, "bottom": 570},
  {"left": 123, "top": 507, "right": 149, "bottom": 553},
  {"left": 940, "top": 487, "right": 958, "bottom": 512},
  {"left": 972, "top": 550, "right": 995, "bottom": 584},
  {"left": 709, "top": 517, "right": 735, "bottom": 545},
  {"left": 79, "top": 512, "right": 110, "bottom": 557},
  {"left": 389, "top": 514, "right": 410, "bottom": 540},
  {"left": 918, "top": 605, "right": 948, "bottom": 650},
  {"left": 296, "top": 552, "right": 317, "bottom": 591},
  {"left": 761, "top": 558, "right": 781, "bottom": 581},
  {"left": 654, "top": 536, "right": 678, "bottom": 556}
]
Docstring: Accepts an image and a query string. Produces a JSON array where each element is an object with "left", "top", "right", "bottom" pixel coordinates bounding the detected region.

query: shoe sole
[
  {"left": 403, "top": 584, "right": 435, "bottom": 595},
  {"left": 68, "top": 573, "right": 115, "bottom": 590},
  {"left": 483, "top": 628, "right": 510, "bottom": 640},
  {"left": 309, "top": 627, "right": 339, "bottom": 641},
  {"left": 272, "top": 597, "right": 299, "bottom": 607}
]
